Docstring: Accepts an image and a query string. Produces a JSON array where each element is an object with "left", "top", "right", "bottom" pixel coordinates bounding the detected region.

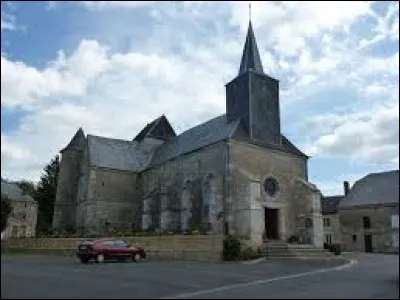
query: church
[{"left": 52, "top": 21, "right": 324, "bottom": 247}]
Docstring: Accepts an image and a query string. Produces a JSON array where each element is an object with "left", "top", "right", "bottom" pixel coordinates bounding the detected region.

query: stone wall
[
  {"left": 53, "top": 149, "right": 82, "bottom": 231},
  {"left": 81, "top": 168, "right": 140, "bottom": 234},
  {"left": 2, "top": 200, "right": 38, "bottom": 238},
  {"left": 1, "top": 235, "right": 224, "bottom": 261},
  {"left": 141, "top": 142, "right": 226, "bottom": 234},
  {"left": 227, "top": 140, "right": 308, "bottom": 245},
  {"left": 322, "top": 213, "right": 341, "bottom": 244},
  {"left": 340, "top": 204, "right": 399, "bottom": 253}
]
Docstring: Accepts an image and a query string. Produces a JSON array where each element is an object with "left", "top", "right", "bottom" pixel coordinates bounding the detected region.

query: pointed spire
[
  {"left": 238, "top": 21, "right": 264, "bottom": 76},
  {"left": 60, "top": 127, "right": 86, "bottom": 153}
]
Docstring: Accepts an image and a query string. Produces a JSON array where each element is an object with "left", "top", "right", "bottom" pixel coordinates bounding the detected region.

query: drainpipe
[{"left": 223, "top": 140, "right": 230, "bottom": 236}]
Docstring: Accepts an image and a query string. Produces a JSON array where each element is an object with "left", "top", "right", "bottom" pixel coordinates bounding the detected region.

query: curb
[{"left": 241, "top": 257, "right": 266, "bottom": 265}]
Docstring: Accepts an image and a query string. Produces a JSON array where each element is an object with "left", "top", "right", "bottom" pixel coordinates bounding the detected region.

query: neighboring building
[
  {"left": 320, "top": 182, "right": 348, "bottom": 245},
  {"left": 53, "top": 21, "right": 324, "bottom": 248},
  {"left": 1, "top": 180, "right": 38, "bottom": 238},
  {"left": 339, "top": 170, "right": 399, "bottom": 253}
]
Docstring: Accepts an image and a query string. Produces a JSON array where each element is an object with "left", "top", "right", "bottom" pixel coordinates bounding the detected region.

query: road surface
[{"left": 1, "top": 253, "right": 398, "bottom": 299}]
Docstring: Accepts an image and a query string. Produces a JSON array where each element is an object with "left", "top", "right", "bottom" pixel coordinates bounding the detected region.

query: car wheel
[
  {"left": 96, "top": 254, "right": 105, "bottom": 263},
  {"left": 133, "top": 253, "right": 141, "bottom": 262},
  {"left": 80, "top": 257, "right": 89, "bottom": 264}
]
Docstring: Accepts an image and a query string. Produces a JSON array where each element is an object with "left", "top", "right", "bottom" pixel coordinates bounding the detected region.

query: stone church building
[{"left": 53, "top": 21, "right": 324, "bottom": 247}]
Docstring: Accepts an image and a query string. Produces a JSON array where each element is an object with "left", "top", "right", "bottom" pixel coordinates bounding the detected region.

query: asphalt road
[{"left": 1, "top": 253, "right": 398, "bottom": 299}]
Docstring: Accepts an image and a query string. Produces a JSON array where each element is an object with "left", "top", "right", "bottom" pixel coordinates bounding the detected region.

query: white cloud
[
  {"left": 1, "top": 11, "right": 16, "bottom": 31},
  {"left": 229, "top": 1, "right": 373, "bottom": 56},
  {"left": 1, "top": 37, "right": 227, "bottom": 181},
  {"left": 303, "top": 101, "right": 399, "bottom": 168},
  {"left": 357, "top": 1, "right": 399, "bottom": 49},
  {"left": 1, "top": 1, "right": 398, "bottom": 183},
  {"left": 81, "top": 1, "right": 156, "bottom": 10},
  {"left": 1, "top": 40, "right": 109, "bottom": 110}
]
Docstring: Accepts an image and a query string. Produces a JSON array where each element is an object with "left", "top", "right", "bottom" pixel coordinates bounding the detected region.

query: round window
[{"left": 263, "top": 177, "right": 279, "bottom": 198}]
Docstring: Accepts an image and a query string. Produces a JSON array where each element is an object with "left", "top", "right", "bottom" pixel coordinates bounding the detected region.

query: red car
[{"left": 76, "top": 238, "right": 146, "bottom": 264}]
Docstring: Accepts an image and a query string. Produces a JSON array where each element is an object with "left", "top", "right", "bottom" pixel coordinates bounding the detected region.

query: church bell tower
[{"left": 225, "top": 21, "right": 281, "bottom": 145}]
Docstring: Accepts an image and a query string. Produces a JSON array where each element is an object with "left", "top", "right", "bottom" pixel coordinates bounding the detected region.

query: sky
[{"left": 1, "top": 1, "right": 399, "bottom": 196}]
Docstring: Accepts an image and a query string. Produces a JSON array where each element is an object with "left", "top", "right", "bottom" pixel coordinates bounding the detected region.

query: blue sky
[{"left": 1, "top": 1, "right": 399, "bottom": 195}]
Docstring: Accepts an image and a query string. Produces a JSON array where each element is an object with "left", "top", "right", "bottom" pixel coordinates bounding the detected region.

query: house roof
[
  {"left": 148, "top": 115, "right": 239, "bottom": 167},
  {"left": 339, "top": 170, "right": 399, "bottom": 208},
  {"left": 147, "top": 114, "right": 307, "bottom": 168},
  {"left": 61, "top": 127, "right": 86, "bottom": 153},
  {"left": 82, "top": 113, "right": 307, "bottom": 172},
  {"left": 87, "top": 135, "right": 150, "bottom": 172},
  {"left": 321, "top": 195, "right": 343, "bottom": 214},
  {"left": 1, "top": 180, "right": 35, "bottom": 202},
  {"left": 133, "top": 115, "right": 176, "bottom": 142},
  {"left": 238, "top": 21, "right": 264, "bottom": 76}
]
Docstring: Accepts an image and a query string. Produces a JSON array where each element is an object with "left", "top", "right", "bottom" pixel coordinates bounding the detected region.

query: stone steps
[{"left": 262, "top": 241, "right": 335, "bottom": 258}]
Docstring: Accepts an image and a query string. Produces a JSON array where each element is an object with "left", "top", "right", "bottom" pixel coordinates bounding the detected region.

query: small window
[
  {"left": 101, "top": 182, "right": 104, "bottom": 186},
  {"left": 325, "top": 234, "right": 332, "bottom": 244},
  {"left": 263, "top": 177, "right": 280, "bottom": 198},
  {"left": 115, "top": 240, "right": 129, "bottom": 248},
  {"left": 305, "top": 218, "right": 313, "bottom": 228},
  {"left": 323, "top": 218, "right": 331, "bottom": 228},
  {"left": 99, "top": 240, "right": 115, "bottom": 247},
  {"left": 24, "top": 203, "right": 27, "bottom": 208},
  {"left": 363, "top": 216, "right": 371, "bottom": 229},
  {"left": 352, "top": 235, "right": 357, "bottom": 242}
]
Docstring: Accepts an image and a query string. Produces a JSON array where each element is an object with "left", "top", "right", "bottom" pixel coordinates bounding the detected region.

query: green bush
[
  {"left": 326, "top": 243, "right": 342, "bottom": 255},
  {"left": 223, "top": 235, "right": 242, "bottom": 261},
  {"left": 1, "top": 195, "right": 12, "bottom": 232},
  {"left": 240, "top": 246, "right": 263, "bottom": 261}
]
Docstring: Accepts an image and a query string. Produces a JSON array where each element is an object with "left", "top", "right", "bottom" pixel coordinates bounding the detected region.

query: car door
[
  {"left": 98, "top": 240, "right": 117, "bottom": 259},
  {"left": 115, "top": 240, "right": 131, "bottom": 259}
]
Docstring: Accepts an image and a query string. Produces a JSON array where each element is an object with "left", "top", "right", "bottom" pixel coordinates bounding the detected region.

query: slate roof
[
  {"left": 147, "top": 114, "right": 308, "bottom": 168},
  {"left": 339, "top": 170, "right": 399, "bottom": 208},
  {"left": 238, "top": 21, "right": 264, "bottom": 76},
  {"left": 87, "top": 135, "right": 150, "bottom": 172},
  {"left": 61, "top": 127, "right": 86, "bottom": 153},
  {"left": 133, "top": 115, "right": 176, "bottom": 142},
  {"left": 1, "top": 180, "right": 35, "bottom": 202},
  {"left": 321, "top": 196, "right": 343, "bottom": 214}
]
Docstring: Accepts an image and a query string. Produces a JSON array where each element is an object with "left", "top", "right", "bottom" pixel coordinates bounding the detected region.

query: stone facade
[
  {"left": 1, "top": 180, "right": 38, "bottom": 239},
  {"left": 227, "top": 140, "right": 322, "bottom": 247},
  {"left": 141, "top": 142, "right": 226, "bottom": 234},
  {"left": 52, "top": 21, "right": 324, "bottom": 249},
  {"left": 322, "top": 213, "right": 341, "bottom": 244},
  {"left": 340, "top": 204, "right": 399, "bottom": 253},
  {"left": 1, "top": 235, "right": 224, "bottom": 262}
]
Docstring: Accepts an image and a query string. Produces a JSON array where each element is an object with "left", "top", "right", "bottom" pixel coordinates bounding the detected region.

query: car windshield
[{"left": 115, "top": 240, "right": 130, "bottom": 248}]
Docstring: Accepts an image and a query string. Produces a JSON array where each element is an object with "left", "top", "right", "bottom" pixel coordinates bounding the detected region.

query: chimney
[{"left": 344, "top": 181, "right": 350, "bottom": 196}]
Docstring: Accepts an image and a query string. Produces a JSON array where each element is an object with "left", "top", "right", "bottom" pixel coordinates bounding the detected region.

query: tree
[
  {"left": 35, "top": 155, "right": 60, "bottom": 234},
  {"left": 16, "top": 180, "right": 36, "bottom": 197},
  {"left": 1, "top": 195, "right": 12, "bottom": 232}
]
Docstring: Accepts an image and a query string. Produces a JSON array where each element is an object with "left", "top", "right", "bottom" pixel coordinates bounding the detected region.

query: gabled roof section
[
  {"left": 148, "top": 115, "right": 238, "bottom": 168},
  {"left": 145, "top": 114, "right": 308, "bottom": 169},
  {"left": 238, "top": 21, "right": 264, "bottom": 76},
  {"left": 1, "top": 180, "right": 35, "bottom": 202},
  {"left": 281, "top": 135, "right": 309, "bottom": 158},
  {"left": 61, "top": 127, "right": 86, "bottom": 153},
  {"left": 339, "top": 170, "right": 399, "bottom": 208},
  {"left": 87, "top": 135, "right": 150, "bottom": 172},
  {"left": 230, "top": 124, "right": 309, "bottom": 158},
  {"left": 321, "top": 195, "right": 343, "bottom": 214},
  {"left": 134, "top": 115, "right": 176, "bottom": 142}
]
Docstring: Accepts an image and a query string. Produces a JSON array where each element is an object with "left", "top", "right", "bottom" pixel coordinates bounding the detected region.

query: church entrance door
[{"left": 264, "top": 208, "right": 279, "bottom": 240}]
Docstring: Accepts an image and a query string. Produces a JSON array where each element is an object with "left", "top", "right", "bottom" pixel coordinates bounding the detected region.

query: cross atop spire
[
  {"left": 238, "top": 20, "right": 264, "bottom": 76},
  {"left": 249, "top": 3, "right": 251, "bottom": 22}
]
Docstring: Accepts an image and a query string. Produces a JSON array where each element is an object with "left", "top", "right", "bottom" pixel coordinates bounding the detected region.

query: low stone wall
[{"left": 1, "top": 235, "right": 224, "bottom": 261}]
